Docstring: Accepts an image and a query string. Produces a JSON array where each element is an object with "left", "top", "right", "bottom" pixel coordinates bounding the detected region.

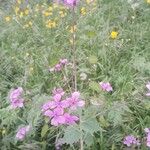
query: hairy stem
[{"left": 72, "top": 7, "right": 77, "bottom": 91}]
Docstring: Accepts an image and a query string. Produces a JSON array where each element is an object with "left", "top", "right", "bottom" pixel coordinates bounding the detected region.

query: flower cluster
[
  {"left": 99, "top": 82, "right": 113, "bottom": 92},
  {"left": 145, "top": 128, "right": 150, "bottom": 147},
  {"left": 146, "top": 82, "right": 150, "bottom": 96},
  {"left": 42, "top": 88, "right": 85, "bottom": 126},
  {"left": 9, "top": 87, "right": 24, "bottom": 109},
  {"left": 64, "top": 0, "right": 77, "bottom": 7},
  {"left": 49, "top": 59, "right": 68, "bottom": 72},
  {"left": 123, "top": 135, "right": 140, "bottom": 147},
  {"left": 16, "top": 125, "right": 30, "bottom": 140}
]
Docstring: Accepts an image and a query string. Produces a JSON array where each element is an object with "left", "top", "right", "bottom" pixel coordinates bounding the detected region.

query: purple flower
[
  {"left": 59, "top": 59, "right": 68, "bottom": 65},
  {"left": 41, "top": 101, "right": 55, "bottom": 112},
  {"left": 99, "top": 82, "right": 113, "bottom": 92},
  {"left": 67, "top": 92, "right": 85, "bottom": 110},
  {"left": 16, "top": 126, "right": 30, "bottom": 140},
  {"left": 145, "top": 128, "right": 150, "bottom": 147},
  {"left": 9, "top": 87, "right": 24, "bottom": 109},
  {"left": 48, "top": 108, "right": 66, "bottom": 126},
  {"left": 55, "top": 64, "right": 62, "bottom": 72},
  {"left": 123, "top": 135, "right": 140, "bottom": 147},
  {"left": 146, "top": 82, "right": 150, "bottom": 96},
  {"left": 63, "top": 113, "right": 79, "bottom": 125},
  {"left": 64, "top": 0, "right": 77, "bottom": 7}
]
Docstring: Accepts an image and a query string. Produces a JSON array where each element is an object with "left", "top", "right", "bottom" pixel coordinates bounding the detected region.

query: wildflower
[
  {"left": 47, "top": 108, "right": 65, "bottom": 126},
  {"left": 146, "top": 82, "right": 150, "bottom": 96},
  {"left": 145, "top": 128, "right": 150, "bottom": 147},
  {"left": 54, "top": 64, "right": 62, "bottom": 71},
  {"left": 48, "top": 6, "right": 53, "bottom": 11},
  {"left": 14, "top": 7, "right": 20, "bottom": 15},
  {"left": 46, "top": 20, "right": 56, "bottom": 28},
  {"left": 28, "top": 21, "right": 33, "bottom": 26},
  {"left": 69, "top": 25, "right": 77, "bottom": 33},
  {"left": 67, "top": 92, "right": 85, "bottom": 110},
  {"left": 64, "top": 0, "right": 77, "bottom": 7},
  {"left": 16, "top": 126, "right": 30, "bottom": 140},
  {"left": 5, "top": 16, "right": 11, "bottom": 22},
  {"left": 9, "top": 87, "right": 24, "bottom": 109},
  {"left": 123, "top": 135, "right": 140, "bottom": 147},
  {"left": 110, "top": 31, "right": 118, "bottom": 39},
  {"left": 24, "top": 9, "right": 29, "bottom": 15},
  {"left": 147, "top": 0, "right": 150, "bottom": 4},
  {"left": 17, "top": 0, "right": 21, "bottom": 4},
  {"left": 63, "top": 113, "right": 79, "bottom": 125},
  {"left": 43, "top": 11, "right": 53, "bottom": 16},
  {"left": 59, "top": 11, "right": 67, "bottom": 18},
  {"left": 99, "top": 82, "right": 113, "bottom": 92},
  {"left": 19, "top": 11, "right": 24, "bottom": 18},
  {"left": 59, "top": 59, "right": 68, "bottom": 65},
  {"left": 80, "top": 7, "right": 86, "bottom": 15}
]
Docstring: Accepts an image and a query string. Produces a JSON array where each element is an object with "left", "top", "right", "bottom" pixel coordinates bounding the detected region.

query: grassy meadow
[{"left": 0, "top": 0, "right": 150, "bottom": 149}]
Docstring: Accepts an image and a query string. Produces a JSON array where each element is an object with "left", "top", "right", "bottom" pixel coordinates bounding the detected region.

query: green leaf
[
  {"left": 88, "top": 55, "right": 98, "bottom": 64},
  {"left": 81, "top": 118, "right": 100, "bottom": 134},
  {"left": 63, "top": 125, "right": 81, "bottom": 145},
  {"left": 41, "top": 124, "right": 49, "bottom": 138}
]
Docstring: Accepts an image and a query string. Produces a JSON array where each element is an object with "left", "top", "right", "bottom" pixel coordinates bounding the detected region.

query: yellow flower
[
  {"left": 19, "top": 11, "right": 24, "bottom": 18},
  {"left": 23, "top": 24, "right": 29, "bottom": 28},
  {"left": 80, "top": 7, "right": 86, "bottom": 15},
  {"left": 48, "top": 6, "right": 53, "bottom": 11},
  {"left": 59, "top": 11, "right": 67, "bottom": 18},
  {"left": 17, "top": 0, "right": 21, "bottom": 4},
  {"left": 24, "top": 9, "right": 29, "bottom": 15},
  {"left": 69, "top": 25, "right": 77, "bottom": 33},
  {"left": 28, "top": 21, "right": 33, "bottom": 26},
  {"left": 147, "top": 0, "right": 150, "bottom": 3},
  {"left": 43, "top": 11, "right": 53, "bottom": 17},
  {"left": 110, "top": 31, "right": 118, "bottom": 39},
  {"left": 46, "top": 20, "right": 56, "bottom": 28},
  {"left": 5, "top": 16, "right": 11, "bottom": 22},
  {"left": 14, "top": 6, "right": 20, "bottom": 15}
]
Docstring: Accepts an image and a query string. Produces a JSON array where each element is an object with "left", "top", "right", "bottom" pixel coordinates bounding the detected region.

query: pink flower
[
  {"left": 16, "top": 126, "right": 30, "bottom": 140},
  {"left": 41, "top": 101, "right": 55, "bottom": 112},
  {"left": 9, "top": 87, "right": 24, "bottom": 109},
  {"left": 63, "top": 113, "right": 79, "bottom": 125},
  {"left": 67, "top": 92, "right": 85, "bottom": 110},
  {"left": 49, "top": 108, "right": 65, "bottom": 126},
  {"left": 146, "top": 82, "right": 150, "bottom": 96},
  {"left": 59, "top": 59, "right": 68, "bottom": 65},
  {"left": 54, "top": 64, "right": 62, "bottom": 72},
  {"left": 123, "top": 135, "right": 140, "bottom": 147},
  {"left": 99, "top": 82, "right": 113, "bottom": 92},
  {"left": 64, "top": 0, "right": 77, "bottom": 7},
  {"left": 145, "top": 128, "right": 150, "bottom": 147}
]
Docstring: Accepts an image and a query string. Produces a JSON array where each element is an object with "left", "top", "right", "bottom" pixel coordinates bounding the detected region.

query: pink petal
[
  {"left": 146, "top": 82, "right": 150, "bottom": 90},
  {"left": 77, "top": 101, "right": 85, "bottom": 107},
  {"left": 51, "top": 118, "right": 59, "bottom": 126},
  {"left": 72, "top": 92, "right": 80, "bottom": 99},
  {"left": 146, "top": 93, "right": 150, "bottom": 96},
  {"left": 53, "top": 94, "right": 62, "bottom": 102},
  {"left": 44, "top": 110, "right": 53, "bottom": 118}
]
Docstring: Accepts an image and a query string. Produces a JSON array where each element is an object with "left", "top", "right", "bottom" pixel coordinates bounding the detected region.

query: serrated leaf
[
  {"left": 88, "top": 55, "right": 98, "bottom": 64},
  {"left": 81, "top": 118, "right": 100, "bottom": 134},
  {"left": 63, "top": 125, "right": 81, "bottom": 145},
  {"left": 41, "top": 124, "right": 49, "bottom": 138},
  {"left": 84, "top": 133, "right": 94, "bottom": 146},
  {"left": 89, "top": 81, "right": 100, "bottom": 92}
]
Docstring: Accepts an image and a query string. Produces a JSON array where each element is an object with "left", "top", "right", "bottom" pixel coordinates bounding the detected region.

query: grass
[{"left": 0, "top": 0, "right": 150, "bottom": 149}]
